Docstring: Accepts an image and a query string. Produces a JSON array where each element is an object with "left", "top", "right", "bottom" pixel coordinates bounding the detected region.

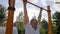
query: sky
[{"left": 0, "top": 0, "right": 60, "bottom": 22}]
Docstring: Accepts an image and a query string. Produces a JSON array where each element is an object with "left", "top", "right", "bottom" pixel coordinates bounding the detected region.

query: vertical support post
[
  {"left": 47, "top": 6, "right": 53, "bottom": 34},
  {"left": 5, "top": 0, "right": 15, "bottom": 34}
]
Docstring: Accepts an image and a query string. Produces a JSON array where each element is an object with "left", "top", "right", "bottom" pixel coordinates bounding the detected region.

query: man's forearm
[
  {"left": 24, "top": 4, "right": 29, "bottom": 25},
  {"left": 38, "top": 14, "right": 41, "bottom": 23},
  {"left": 24, "top": 6, "right": 27, "bottom": 16},
  {"left": 38, "top": 8, "right": 42, "bottom": 23}
]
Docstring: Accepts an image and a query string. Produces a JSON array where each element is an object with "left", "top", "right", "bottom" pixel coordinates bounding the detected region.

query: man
[{"left": 23, "top": 0, "right": 42, "bottom": 34}]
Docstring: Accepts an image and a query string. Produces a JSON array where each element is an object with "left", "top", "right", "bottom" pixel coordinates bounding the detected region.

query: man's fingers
[{"left": 23, "top": 0, "right": 27, "bottom": 5}]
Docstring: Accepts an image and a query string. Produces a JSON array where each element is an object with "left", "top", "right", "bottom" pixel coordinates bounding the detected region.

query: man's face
[{"left": 31, "top": 19, "right": 38, "bottom": 28}]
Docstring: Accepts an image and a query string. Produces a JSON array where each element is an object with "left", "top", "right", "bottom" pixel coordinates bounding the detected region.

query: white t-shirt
[{"left": 25, "top": 22, "right": 40, "bottom": 34}]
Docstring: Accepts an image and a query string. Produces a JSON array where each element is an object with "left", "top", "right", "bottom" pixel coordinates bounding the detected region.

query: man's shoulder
[
  {"left": 25, "top": 22, "right": 31, "bottom": 26},
  {"left": 25, "top": 22, "right": 32, "bottom": 29}
]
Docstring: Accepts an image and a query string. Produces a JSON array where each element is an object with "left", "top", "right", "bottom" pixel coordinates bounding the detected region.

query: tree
[
  {"left": 52, "top": 11, "right": 60, "bottom": 34},
  {"left": 40, "top": 18, "right": 48, "bottom": 34},
  {"left": 16, "top": 21, "right": 25, "bottom": 34},
  {"left": 52, "top": 11, "right": 60, "bottom": 26},
  {"left": 0, "top": 4, "right": 6, "bottom": 26},
  {"left": 15, "top": 12, "right": 25, "bottom": 34}
]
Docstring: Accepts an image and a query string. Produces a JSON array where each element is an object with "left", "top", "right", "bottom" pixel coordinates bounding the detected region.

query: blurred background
[{"left": 0, "top": 0, "right": 60, "bottom": 34}]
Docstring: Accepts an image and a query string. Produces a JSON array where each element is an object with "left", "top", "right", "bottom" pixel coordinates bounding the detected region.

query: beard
[{"left": 32, "top": 25, "right": 37, "bottom": 30}]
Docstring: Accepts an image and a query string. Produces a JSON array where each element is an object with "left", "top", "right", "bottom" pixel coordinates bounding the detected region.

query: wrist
[{"left": 23, "top": 3, "right": 27, "bottom": 7}]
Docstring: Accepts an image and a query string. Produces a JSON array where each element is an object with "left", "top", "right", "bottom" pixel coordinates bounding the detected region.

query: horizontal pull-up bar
[{"left": 27, "top": 1, "right": 47, "bottom": 11}]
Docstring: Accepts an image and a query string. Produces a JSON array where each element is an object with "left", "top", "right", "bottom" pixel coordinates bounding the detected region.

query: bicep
[{"left": 24, "top": 16, "right": 29, "bottom": 25}]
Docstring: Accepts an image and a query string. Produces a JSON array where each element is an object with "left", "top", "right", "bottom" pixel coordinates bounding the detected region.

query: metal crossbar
[{"left": 27, "top": 1, "right": 47, "bottom": 11}]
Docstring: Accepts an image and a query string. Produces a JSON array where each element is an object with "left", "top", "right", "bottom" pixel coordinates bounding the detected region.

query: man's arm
[
  {"left": 23, "top": 0, "right": 29, "bottom": 25},
  {"left": 38, "top": 8, "right": 42, "bottom": 24},
  {"left": 24, "top": 5, "right": 29, "bottom": 25}
]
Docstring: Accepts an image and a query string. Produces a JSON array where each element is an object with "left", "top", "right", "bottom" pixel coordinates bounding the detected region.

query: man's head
[{"left": 30, "top": 18, "right": 38, "bottom": 29}]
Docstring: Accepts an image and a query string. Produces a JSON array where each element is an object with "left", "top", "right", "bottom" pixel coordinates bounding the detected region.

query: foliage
[
  {"left": 41, "top": 18, "right": 48, "bottom": 29},
  {"left": 16, "top": 21, "right": 25, "bottom": 34},
  {"left": 40, "top": 18, "right": 48, "bottom": 34},
  {"left": 52, "top": 11, "right": 60, "bottom": 25},
  {"left": 0, "top": 4, "right": 6, "bottom": 26},
  {"left": 16, "top": 22, "right": 24, "bottom": 30},
  {"left": 15, "top": 11, "right": 24, "bottom": 34},
  {"left": 52, "top": 11, "right": 60, "bottom": 34}
]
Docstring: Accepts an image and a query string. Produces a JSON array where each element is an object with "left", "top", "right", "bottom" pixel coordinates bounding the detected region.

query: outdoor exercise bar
[{"left": 27, "top": 1, "right": 47, "bottom": 11}]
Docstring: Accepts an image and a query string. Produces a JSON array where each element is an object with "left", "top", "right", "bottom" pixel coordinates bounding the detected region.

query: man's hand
[{"left": 23, "top": 0, "right": 27, "bottom": 5}]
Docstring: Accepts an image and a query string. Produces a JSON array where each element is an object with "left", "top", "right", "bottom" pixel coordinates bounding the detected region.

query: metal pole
[
  {"left": 47, "top": 6, "right": 53, "bottom": 34},
  {"left": 27, "top": 1, "right": 47, "bottom": 11},
  {"left": 5, "top": 0, "right": 15, "bottom": 34}
]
